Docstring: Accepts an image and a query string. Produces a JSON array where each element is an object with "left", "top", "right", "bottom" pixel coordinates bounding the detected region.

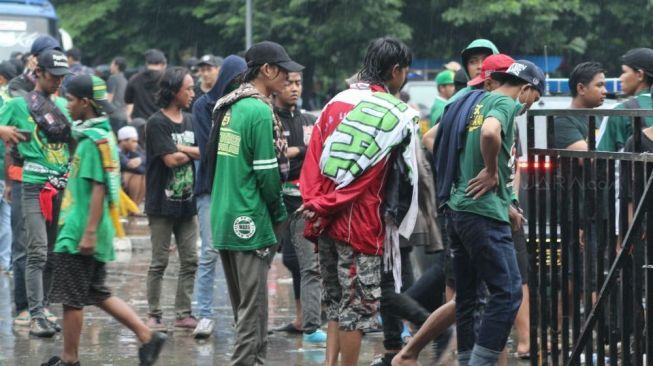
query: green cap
[{"left": 435, "top": 70, "right": 455, "bottom": 85}]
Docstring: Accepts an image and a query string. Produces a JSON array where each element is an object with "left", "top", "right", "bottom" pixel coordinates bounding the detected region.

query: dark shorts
[
  {"left": 512, "top": 226, "right": 529, "bottom": 285},
  {"left": 49, "top": 253, "right": 112, "bottom": 309}
]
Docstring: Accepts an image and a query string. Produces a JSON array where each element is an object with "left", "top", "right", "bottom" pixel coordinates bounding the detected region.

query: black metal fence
[{"left": 525, "top": 109, "right": 653, "bottom": 366}]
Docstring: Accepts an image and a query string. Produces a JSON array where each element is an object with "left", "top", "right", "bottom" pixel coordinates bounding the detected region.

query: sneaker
[
  {"left": 30, "top": 317, "right": 56, "bottom": 338},
  {"left": 14, "top": 310, "right": 30, "bottom": 326},
  {"left": 146, "top": 317, "right": 168, "bottom": 332},
  {"left": 174, "top": 315, "right": 198, "bottom": 329},
  {"left": 41, "top": 356, "right": 81, "bottom": 366},
  {"left": 44, "top": 308, "right": 58, "bottom": 322},
  {"left": 192, "top": 318, "right": 214, "bottom": 339},
  {"left": 48, "top": 318, "right": 62, "bottom": 332},
  {"left": 139, "top": 331, "right": 167, "bottom": 366},
  {"left": 303, "top": 329, "right": 327, "bottom": 344}
]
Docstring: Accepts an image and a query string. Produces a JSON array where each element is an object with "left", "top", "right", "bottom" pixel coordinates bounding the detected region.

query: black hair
[
  {"left": 156, "top": 66, "right": 189, "bottom": 108},
  {"left": 569, "top": 62, "right": 605, "bottom": 98},
  {"left": 66, "top": 48, "right": 82, "bottom": 62},
  {"left": 112, "top": 56, "right": 127, "bottom": 72},
  {"left": 243, "top": 65, "right": 261, "bottom": 82},
  {"left": 358, "top": 37, "right": 412, "bottom": 86}
]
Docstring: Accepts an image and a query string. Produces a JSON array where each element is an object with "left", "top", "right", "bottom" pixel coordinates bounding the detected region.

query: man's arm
[
  {"left": 253, "top": 116, "right": 286, "bottom": 224},
  {"left": 79, "top": 182, "right": 105, "bottom": 255},
  {"left": 466, "top": 117, "right": 501, "bottom": 199},
  {"left": 422, "top": 124, "right": 439, "bottom": 153},
  {"left": 161, "top": 152, "right": 191, "bottom": 168},
  {"left": 177, "top": 145, "right": 200, "bottom": 160}
]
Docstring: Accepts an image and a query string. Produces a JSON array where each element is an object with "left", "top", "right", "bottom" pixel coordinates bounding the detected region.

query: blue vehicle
[{"left": 0, "top": 0, "right": 61, "bottom": 60}]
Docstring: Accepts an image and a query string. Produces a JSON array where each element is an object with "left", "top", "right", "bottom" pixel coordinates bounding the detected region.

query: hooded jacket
[
  {"left": 192, "top": 55, "right": 247, "bottom": 195},
  {"left": 447, "top": 39, "right": 499, "bottom": 106}
]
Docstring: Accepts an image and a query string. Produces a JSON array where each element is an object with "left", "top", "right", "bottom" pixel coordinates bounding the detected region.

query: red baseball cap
[{"left": 467, "top": 54, "right": 515, "bottom": 87}]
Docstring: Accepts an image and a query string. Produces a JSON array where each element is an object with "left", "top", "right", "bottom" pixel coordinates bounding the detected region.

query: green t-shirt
[
  {"left": 210, "top": 97, "right": 287, "bottom": 251},
  {"left": 429, "top": 96, "right": 447, "bottom": 128},
  {"left": 597, "top": 91, "right": 653, "bottom": 152},
  {"left": 554, "top": 115, "right": 587, "bottom": 149},
  {"left": 55, "top": 137, "right": 115, "bottom": 262},
  {"left": 446, "top": 92, "right": 519, "bottom": 224},
  {"left": 0, "top": 96, "right": 71, "bottom": 184}
]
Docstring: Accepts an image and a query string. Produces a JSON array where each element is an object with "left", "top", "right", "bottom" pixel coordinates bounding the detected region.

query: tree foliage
[{"left": 53, "top": 0, "right": 653, "bottom": 82}]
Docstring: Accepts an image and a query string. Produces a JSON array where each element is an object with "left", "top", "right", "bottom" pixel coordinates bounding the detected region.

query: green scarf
[{"left": 71, "top": 117, "right": 120, "bottom": 207}]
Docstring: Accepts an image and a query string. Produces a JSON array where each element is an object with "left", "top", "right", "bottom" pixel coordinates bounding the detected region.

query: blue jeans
[
  {"left": 194, "top": 194, "right": 221, "bottom": 318},
  {"left": 0, "top": 180, "right": 11, "bottom": 270},
  {"left": 448, "top": 210, "right": 522, "bottom": 355}
]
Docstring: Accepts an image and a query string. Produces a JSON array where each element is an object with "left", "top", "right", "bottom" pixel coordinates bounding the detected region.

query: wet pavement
[{"left": 0, "top": 243, "right": 529, "bottom": 366}]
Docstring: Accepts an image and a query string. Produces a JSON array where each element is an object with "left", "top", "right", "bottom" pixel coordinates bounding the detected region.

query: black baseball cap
[
  {"left": 30, "top": 35, "right": 61, "bottom": 56},
  {"left": 66, "top": 74, "right": 115, "bottom": 115},
  {"left": 491, "top": 60, "right": 546, "bottom": 95},
  {"left": 144, "top": 49, "right": 166, "bottom": 65},
  {"left": 245, "top": 41, "right": 304, "bottom": 72},
  {"left": 197, "top": 54, "right": 223, "bottom": 68},
  {"left": 0, "top": 61, "right": 17, "bottom": 81},
  {"left": 621, "top": 48, "right": 653, "bottom": 77},
  {"left": 37, "top": 49, "right": 71, "bottom": 76}
]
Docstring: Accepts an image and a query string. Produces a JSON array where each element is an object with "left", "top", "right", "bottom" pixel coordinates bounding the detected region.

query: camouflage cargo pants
[{"left": 318, "top": 235, "right": 381, "bottom": 331}]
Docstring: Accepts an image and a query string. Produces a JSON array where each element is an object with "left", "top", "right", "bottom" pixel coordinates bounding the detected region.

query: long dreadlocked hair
[{"left": 358, "top": 37, "right": 413, "bottom": 86}]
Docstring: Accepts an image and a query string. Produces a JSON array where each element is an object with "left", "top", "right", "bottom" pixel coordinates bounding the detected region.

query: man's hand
[
  {"left": 509, "top": 205, "right": 525, "bottom": 232},
  {"left": 3, "top": 183, "right": 11, "bottom": 203},
  {"left": 0, "top": 126, "right": 26, "bottom": 144},
  {"left": 127, "top": 157, "right": 142, "bottom": 169},
  {"left": 466, "top": 168, "right": 498, "bottom": 200},
  {"left": 296, "top": 204, "right": 317, "bottom": 221},
  {"left": 79, "top": 231, "right": 97, "bottom": 256}
]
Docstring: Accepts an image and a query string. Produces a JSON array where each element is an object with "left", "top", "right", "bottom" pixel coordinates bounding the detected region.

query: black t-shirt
[
  {"left": 125, "top": 70, "right": 162, "bottom": 120},
  {"left": 107, "top": 73, "right": 128, "bottom": 118},
  {"left": 145, "top": 111, "right": 197, "bottom": 218},
  {"left": 275, "top": 107, "right": 316, "bottom": 181},
  {"left": 620, "top": 130, "right": 653, "bottom": 201},
  {"left": 554, "top": 115, "right": 587, "bottom": 149}
]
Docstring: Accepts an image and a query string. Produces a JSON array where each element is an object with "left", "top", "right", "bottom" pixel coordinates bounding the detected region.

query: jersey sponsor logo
[
  {"left": 468, "top": 104, "right": 484, "bottom": 132},
  {"left": 218, "top": 128, "right": 241, "bottom": 157},
  {"left": 233, "top": 216, "right": 256, "bottom": 239}
]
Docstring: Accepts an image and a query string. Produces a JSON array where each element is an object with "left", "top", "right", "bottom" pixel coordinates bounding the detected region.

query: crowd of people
[{"left": 0, "top": 32, "right": 651, "bottom": 366}]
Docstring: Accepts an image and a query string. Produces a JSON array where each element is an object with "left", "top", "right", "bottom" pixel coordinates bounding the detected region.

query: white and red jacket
[{"left": 299, "top": 83, "right": 390, "bottom": 256}]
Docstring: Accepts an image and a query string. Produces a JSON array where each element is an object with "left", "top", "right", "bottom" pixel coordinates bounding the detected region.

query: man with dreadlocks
[
  {"left": 298, "top": 37, "right": 419, "bottom": 366},
  {"left": 206, "top": 41, "right": 303, "bottom": 366}
]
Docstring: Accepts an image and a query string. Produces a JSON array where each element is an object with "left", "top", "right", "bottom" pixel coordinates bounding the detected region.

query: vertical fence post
[{"left": 527, "top": 113, "right": 540, "bottom": 366}]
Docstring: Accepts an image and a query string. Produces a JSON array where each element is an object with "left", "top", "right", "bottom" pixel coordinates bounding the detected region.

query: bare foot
[{"left": 391, "top": 350, "right": 421, "bottom": 366}]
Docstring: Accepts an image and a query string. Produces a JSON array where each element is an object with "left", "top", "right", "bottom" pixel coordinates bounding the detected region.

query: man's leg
[
  {"left": 336, "top": 243, "right": 381, "bottom": 366},
  {"left": 98, "top": 297, "right": 152, "bottom": 343},
  {"left": 290, "top": 217, "right": 322, "bottom": 335},
  {"left": 146, "top": 216, "right": 173, "bottom": 319},
  {"left": 10, "top": 181, "right": 28, "bottom": 319},
  {"left": 172, "top": 216, "right": 198, "bottom": 320},
  {"left": 195, "top": 195, "right": 220, "bottom": 320},
  {"left": 219, "top": 250, "right": 241, "bottom": 323},
  {"left": 391, "top": 300, "right": 456, "bottom": 366},
  {"left": 318, "top": 236, "right": 343, "bottom": 366},
  {"left": 0, "top": 182, "right": 12, "bottom": 271},
  {"left": 448, "top": 211, "right": 478, "bottom": 366},
  {"left": 61, "top": 305, "right": 83, "bottom": 364},
  {"left": 280, "top": 222, "right": 303, "bottom": 330},
  {"left": 229, "top": 249, "right": 271, "bottom": 366},
  {"left": 23, "top": 183, "right": 50, "bottom": 319},
  {"left": 43, "top": 192, "right": 62, "bottom": 310},
  {"left": 453, "top": 212, "right": 522, "bottom": 365}
]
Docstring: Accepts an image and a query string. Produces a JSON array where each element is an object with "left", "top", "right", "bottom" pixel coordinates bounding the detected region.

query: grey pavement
[{"left": 0, "top": 241, "right": 529, "bottom": 366}]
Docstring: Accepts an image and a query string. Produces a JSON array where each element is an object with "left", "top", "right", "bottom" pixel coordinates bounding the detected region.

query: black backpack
[{"left": 24, "top": 91, "right": 71, "bottom": 143}]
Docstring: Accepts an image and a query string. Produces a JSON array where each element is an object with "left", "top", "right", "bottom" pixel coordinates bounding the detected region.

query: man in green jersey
[
  {"left": 448, "top": 39, "right": 499, "bottom": 104},
  {"left": 436, "top": 60, "right": 544, "bottom": 365},
  {"left": 428, "top": 69, "right": 455, "bottom": 129},
  {"left": 43, "top": 75, "right": 166, "bottom": 366},
  {"left": 598, "top": 48, "right": 653, "bottom": 152},
  {"left": 0, "top": 49, "right": 72, "bottom": 337},
  {"left": 554, "top": 62, "right": 607, "bottom": 149},
  {"left": 209, "top": 41, "right": 303, "bottom": 366}
]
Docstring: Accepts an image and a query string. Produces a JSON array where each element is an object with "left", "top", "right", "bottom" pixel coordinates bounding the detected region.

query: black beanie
[{"left": 621, "top": 48, "right": 653, "bottom": 77}]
